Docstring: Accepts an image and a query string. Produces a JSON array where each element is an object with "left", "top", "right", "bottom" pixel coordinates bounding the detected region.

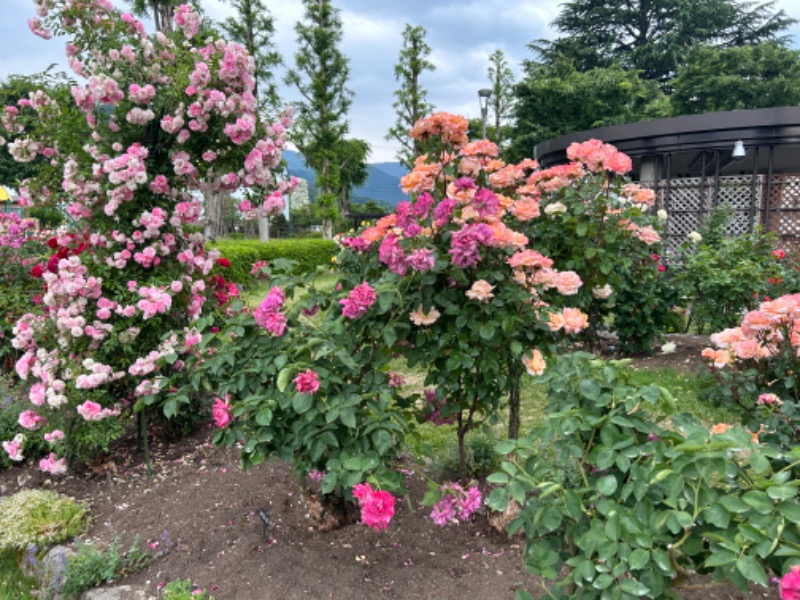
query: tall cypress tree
[
  {"left": 486, "top": 49, "right": 515, "bottom": 146},
  {"left": 286, "top": 0, "right": 352, "bottom": 238},
  {"left": 386, "top": 24, "right": 435, "bottom": 169}
]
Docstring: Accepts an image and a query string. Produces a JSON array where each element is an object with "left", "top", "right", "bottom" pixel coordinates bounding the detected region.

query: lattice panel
[
  {"left": 766, "top": 176, "right": 800, "bottom": 249},
  {"left": 661, "top": 178, "right": 713, "bottom": 212}
]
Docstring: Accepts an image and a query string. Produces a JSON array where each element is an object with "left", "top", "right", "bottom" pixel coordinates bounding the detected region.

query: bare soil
[{"left": 0, "top": 334, "right": 781, "bottom": 599}]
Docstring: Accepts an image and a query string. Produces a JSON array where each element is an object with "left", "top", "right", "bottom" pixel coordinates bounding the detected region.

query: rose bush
[
  {"left": 2, "top": 0, "right": 291, "bottom": 470},
  {"left": 490, "top": 353, "right": 800, "bottom": 599}
]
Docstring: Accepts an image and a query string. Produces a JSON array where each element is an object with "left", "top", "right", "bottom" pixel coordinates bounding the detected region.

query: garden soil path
[{"left": 0, "top": 334, "right": 781, "bottom": 599}]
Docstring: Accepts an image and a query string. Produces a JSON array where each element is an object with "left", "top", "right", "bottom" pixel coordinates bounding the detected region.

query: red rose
[
  {"left": 47, "top": 237, "right": 58, "bottom": 249},
  {"left": 216, "top": 257, "right": 231, "bottom": 268},
  {"left": 29, "top": 264, "right": 44, "bottom": 278}
]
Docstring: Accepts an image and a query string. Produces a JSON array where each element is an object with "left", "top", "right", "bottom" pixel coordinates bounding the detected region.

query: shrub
[
  {"left": 489, "top": 353, "right": 800, "bottom": 598},
  {"left": 210, "top": 239, "right": 336, "bottom": 287},
  {"left": 701, "top": 292, "right": 800, "bottom": 447},
  {"left": 670, "top": 205, "right": 783, "bottom": 334},
  {"left": 61, "top": 536, "right": 152, "bottom": 598},
  {"left": 161, "top": 579, "right": 213, "bottom": 600},
  {"left": 0, "top": 490, "right": 88, "bottom": 551}
]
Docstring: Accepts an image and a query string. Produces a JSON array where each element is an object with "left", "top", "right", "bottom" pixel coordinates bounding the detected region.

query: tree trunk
[
  {"left": 258, "top": 216, "right": 270, "bottom": 242},
  {"left": 204, "top": 191, "right": 222, "bottom": 241},
  {"left": 508, "top": 371, "right": 521, "bottom": 439},
  {"left": 322, "top": 218, "right": 333, "bottom": 239}
]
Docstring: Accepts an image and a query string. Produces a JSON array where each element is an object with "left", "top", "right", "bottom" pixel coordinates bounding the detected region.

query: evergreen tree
[
  {"left": 486, "top": 49, "right": 515, "bottom": 146},
  {"left": 671, "top": 42, "right": 800, "bottom": 114},
  {"left": 530, "top": 0, "right": 795, "bottom": 85},
  {"left": 507, "top": 59, "right": 668, "bottom": 162},
  {"left": 220, "top": 0, "right": 282, "bottom": 110},
  {"left": 335, "top": 138, "right": 371, "bottom": 218},
  {"left": 286, "top": 0, "right": 352, "bottom": 238},
  {"left": 386, "top": 24, "right": 435, "bottom": 169}
]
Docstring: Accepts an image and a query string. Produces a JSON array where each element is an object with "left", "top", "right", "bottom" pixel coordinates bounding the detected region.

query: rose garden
[{"left": 0, "top": 1, "right": 799, "bottom": 599}]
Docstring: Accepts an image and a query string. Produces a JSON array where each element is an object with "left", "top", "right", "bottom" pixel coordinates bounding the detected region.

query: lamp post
[{"left": 478, "top": 88, "right": 492, "bottom": 140}]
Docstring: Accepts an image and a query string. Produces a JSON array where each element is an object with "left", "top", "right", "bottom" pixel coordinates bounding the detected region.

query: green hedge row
[{"left": 210, "top": 238, "right": 337, "bottom": 287}]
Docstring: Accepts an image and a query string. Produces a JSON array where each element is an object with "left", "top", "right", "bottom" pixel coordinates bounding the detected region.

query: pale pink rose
[
  {"left": 547, "top": 312, "right": 565, "bottom": 331},
  {"left": 76, "top": 400, "right": 103, "bottom": 421},
  {"left": 465, "top": 280, "right": 495, "bottom": 303},
  {"left": 2, "top": 434, "right": 25, "bottom": 461},
  {"left": 555, "top": 271, "right": 582, "bottom": 296},
  {"left": 592, "top": 285, "right": 613, "bottom": 299},
  {"left": 523, "top": 349, "right": 546, "bottom": 376},
  {"left": 39, "top": 452, "right": 67, "bottom": 475},
  {"left": 757, "top": 393, "right": 782, "bottom": 406},
  {"left": 409, "top": 305, "right": 441, "bottom": 326},
  {"left": 44, "top": 430, "right": 65, "bottom": 443},
  {"left": 734, "top": 338, "right": 762, "bottom": 360},
  {"left": 635, "top": 226, "right": 661, "bottom": 245},
  {"left": 562, "top": 308, "right": 589, "bottom": 334}
]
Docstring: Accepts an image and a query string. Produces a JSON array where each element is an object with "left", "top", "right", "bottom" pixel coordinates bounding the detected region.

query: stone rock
[
  {"left": 80, "top": 585, "right": 150, "bottom": 600},
  {"left": 36, "top": 545, "right": 75, "bottom": 600}
]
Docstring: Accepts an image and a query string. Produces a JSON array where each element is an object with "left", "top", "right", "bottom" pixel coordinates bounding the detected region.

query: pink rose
[
  {"left": 353, "top": 482, "right": 395, "bottom": 531},
  {"left": 212, "top": 395, "right": 232, "bottom": 428},
  {"left": 293, "top": 370, "right": 320, "bottom": 395},
  {"left": 780, "top": 564, "right": 800, "bottom": 600},
  {"left": 18, "top": 410, "right": 46, "bottom": 430}
]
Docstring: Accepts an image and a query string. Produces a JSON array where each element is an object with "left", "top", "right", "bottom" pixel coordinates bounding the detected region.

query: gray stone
[
  {"left": 80, "top": 585, "right": 150, "bottom": 600},
  {"left": 33, "top": 545, "right": 74, "bottom": 600}
]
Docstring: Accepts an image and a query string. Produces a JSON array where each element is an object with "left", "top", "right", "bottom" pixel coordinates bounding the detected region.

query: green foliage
[
  {"left": 162, "top": 579, "right": 213, "bottom": 600},
  {"left": 531, "top": 0, "right": 795, "bottom": 84},
  {"left": 209, "top": 238, "right": 336, "bottom": 287},
  {"left": 177, "top": 263, "right": 412, "bottom": 495},
  {"left": 671, "top": 206, "right": 782, "bottom": 334},
  {"left": 386, "top": 24, "right": 436, "bottom": 168},
  {"left": 0, "top": 547, "right": 37, "bottom": 600},
  {"left": 671, "top": 42, "right": 800, "bottom": 114},
  {"left": 61, "top": 536, "right": 152, "bottom": 598},
  {"left": 0, "top": 491, "right": 88, "bottom": 551},
  {"left": 507, "top": 60, "right": 668, "bottom": 162},
  {"left": 286, "top": 0, "right": 352, "bottom": 229},
  {"left": 489, "top": 353, "right": 800, "bottom": 598}
]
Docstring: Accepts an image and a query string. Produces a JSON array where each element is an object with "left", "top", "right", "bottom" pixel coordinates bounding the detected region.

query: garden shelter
[{"left": 534, "top": 107, "right": 800, "bottom": 252}]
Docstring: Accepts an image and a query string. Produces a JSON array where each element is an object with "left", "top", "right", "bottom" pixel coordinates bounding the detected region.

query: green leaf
[
  {"left": 743, "top": 491, "right": 774, "bottom": 515},
  {"left": 293, "top": 393, "right": 313, "bottom": 414},
  {"left": 592, "top": 574, "right": 614, "bottom": 590},
  {"left": 276, "top": 367, "right": 292, "bottom": 392},
  {"left": 704, "top": 550, "right": 737, "bottom": 567},
  {"left": 382, "top": 327, "right": 397, "bottom": 348},
  {"left": 619, "top": 579, "right": 650, "bottom": 596},
  {"left": 514, "top": 591, "right": 534, "bottom": 600},
  {"left": 579, "top": 379, "right": 601, "bottom": 400},
  {"left": 719, "top": 495, "right": 750, "bottom": 514},
  {"left": 163, "top": 398, "right": 177, "bottom": 419},
  {"left": 628, "top": 549, "right": 650, "bottom": 570},
  {"left": 340, "top": 407, "right": 356, "bottom": 428},
  {"left": 767, "top": 486, "right": 797, "bottom": 501},
  {"left": 703, "top": 504, "right": 731, "bottom": 529},
  {"left": 487, "top": 472, "right": 509, "bottom": 484},
  {"left": 255, "top": 406, "right": 273, "bottom": 426},
  {"left": 596, "top": 474, "right": 618, "bottom": 496},
  {"left": 735, "top": 555, "right": 769, "bottom": 587},
  {"left": 479, "top": 323, "right": 495, "bottom": 340},
  {"left": 778, "top": 501, "right": 800, "bottom": 521}
]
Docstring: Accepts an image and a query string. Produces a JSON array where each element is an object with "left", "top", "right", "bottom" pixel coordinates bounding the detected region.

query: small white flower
[
  {"left": 657, "top": 209, "right": 668, "bottom": 221},
  {"left": 661, "top": 342, "right": 677, "bottom": 354},
  {"left": 544, "top": 201, "right": 567, "bottom": 216},
  {"left": 592, "top": 284, "right": 613, "bottom": 299},
  {"left": 687, "top": 231, "right": 702, "bottom": 243}
]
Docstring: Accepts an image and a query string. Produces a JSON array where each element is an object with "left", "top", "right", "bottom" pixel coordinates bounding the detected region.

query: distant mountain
[{"left": 282, "top": 150, "right": 408, "bottom": 208}]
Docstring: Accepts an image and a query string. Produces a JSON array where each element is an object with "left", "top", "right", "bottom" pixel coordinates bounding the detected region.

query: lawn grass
[{"left": 242, "top": 271, "right": 339, "bottom": 308}]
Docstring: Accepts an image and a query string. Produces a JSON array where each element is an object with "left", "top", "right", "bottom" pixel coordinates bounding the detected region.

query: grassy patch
[
  {"left": 0, "top": 548, "right": 36, "bottom": 600},
  {"left": 0, "top": 490, "right": 88, "bottom": 552},
  {"left": 242, "top": 272, "right": 339, "bottom": 308}
]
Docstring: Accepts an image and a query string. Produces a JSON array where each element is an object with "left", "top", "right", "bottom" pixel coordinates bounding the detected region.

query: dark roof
[{"left": 534, "top": 106, "right": 800, "bottom": 167}]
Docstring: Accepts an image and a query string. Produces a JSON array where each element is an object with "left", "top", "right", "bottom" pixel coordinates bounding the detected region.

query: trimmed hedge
[{"left": 210, "top": 238, "right": 336, "bottom": 287}]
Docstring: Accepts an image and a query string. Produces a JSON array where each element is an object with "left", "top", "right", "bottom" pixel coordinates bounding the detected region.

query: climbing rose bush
[{"left": 3, "top": 0, "right": 291, "bottom": 468}]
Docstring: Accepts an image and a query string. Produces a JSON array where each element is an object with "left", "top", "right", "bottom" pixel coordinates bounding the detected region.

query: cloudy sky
[{"left": 3, "top": 0, "right": 800, "bottom": 162}]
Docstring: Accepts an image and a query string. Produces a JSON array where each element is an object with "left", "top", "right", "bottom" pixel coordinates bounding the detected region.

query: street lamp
[{"left": 478, "top": 88, "right": 492, "bottom": 140}]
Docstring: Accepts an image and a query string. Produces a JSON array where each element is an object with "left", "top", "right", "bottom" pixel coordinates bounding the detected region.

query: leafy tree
[
  {"left": 347, "top": 200, "right": 387, "bottom": 216},
  {"left": 386, "top": 24, "right": 435, "bottom": 169},
  {"left": 286, "top": 0, "right": 352, "bottom": 238},
  {"left": 531, "top": 0, "right": 795, "bottom": 84},
  {"left": 220, "top": 0, "right": 282, "bottom": 110},
  {"left": 486, "top": 49, "right": 515, "bottom": 146},
  {"left": 671, "top": 42, "right": 800, "bottom": 114},
  {"left": 506, "top": 59, "right": 668, "bottom": 162},
  {"left": 334, "top": 138, "right": 370, "bottom": 219},
  {"left": 0, "top": 71, "right": 74, "bottom": 189}
]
